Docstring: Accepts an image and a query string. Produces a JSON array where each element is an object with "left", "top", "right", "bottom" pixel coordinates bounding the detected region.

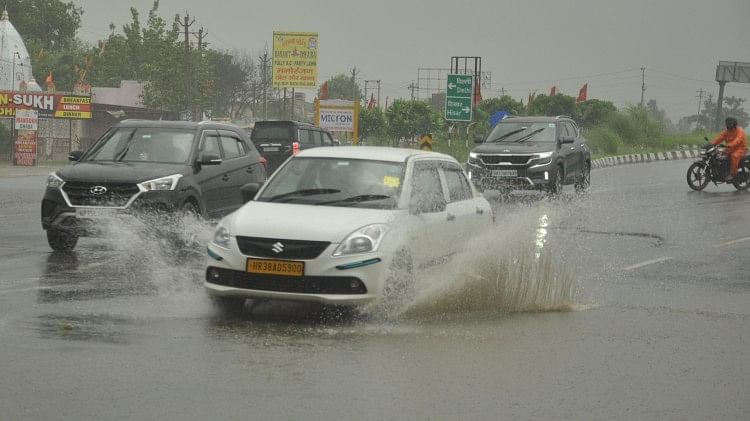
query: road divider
[{"left": 593, "top": 145, "right": 702, "bottom": 170}]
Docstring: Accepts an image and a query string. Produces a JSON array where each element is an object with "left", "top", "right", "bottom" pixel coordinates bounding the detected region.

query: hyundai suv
[
  {"left": 41, "top": 120, "right": 267, "bottom": 251},
  {"left": 467, "top": 116, "right": 591, "bottom": 194},
  {"left": 250, "top": 120, "right": 336, "bottom": 174}
]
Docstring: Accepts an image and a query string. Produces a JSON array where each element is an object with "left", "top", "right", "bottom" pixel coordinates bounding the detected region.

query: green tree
[
  {"left": 574, "top": 99, "right": 617, "bottom": 128},
  {"left": 6, "top": 0, "right": 82, "bottom": 50},
  {"left": 528, "top": 94, "right": 576, "bottom": 117},
  {"left": 359, "top": 107, "right": 387, "bottom": 141},
  {"left": 319, "top": 73, "right": 362, "bottom": 101},
  {"left": 478, "top": 96, "right": 525, "bottom": 117},
  {"left": 386, "top": 99, "right": 442, "bottom": 146}
]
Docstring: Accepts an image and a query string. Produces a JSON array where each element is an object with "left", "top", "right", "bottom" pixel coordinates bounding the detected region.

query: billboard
[
  {"left": 272, "top": 32, "right": 318, "bottom": 88},
  {"left": 0, "top": 91, "right": 92, "bottom": 119}
]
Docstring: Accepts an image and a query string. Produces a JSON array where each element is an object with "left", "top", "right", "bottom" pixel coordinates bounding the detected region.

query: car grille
[
  {"left": 63, "top": 182, "right": 140, "bottom": 207},
  {"left": 206, "top": 267, "right": 367, "bottom": 294},
  {"left": 479, "top": 155, "right": 533, "bottom": 165},
  {"left": 236, "top": 236, "right": 331, "bottom": 259}
]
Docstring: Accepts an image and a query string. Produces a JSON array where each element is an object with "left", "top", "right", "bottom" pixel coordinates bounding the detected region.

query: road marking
[
  {"left": 0, "top": 286, "right": 48, "bottom": 296},
  {"left": 713, "top": 237, "right": 750, "bottom": 248},
  {"left": 621, "top": 257, "right": 673, "bottom": 271}
]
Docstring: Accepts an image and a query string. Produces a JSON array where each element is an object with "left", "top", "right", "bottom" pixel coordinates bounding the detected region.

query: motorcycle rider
[{"left": 710, "top": 117, "right": 747, "bottom": 180}]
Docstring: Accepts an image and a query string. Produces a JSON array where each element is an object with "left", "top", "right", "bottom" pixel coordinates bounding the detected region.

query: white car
[{"left": 204, "top": 146, "right": 494, "bottom": 312}]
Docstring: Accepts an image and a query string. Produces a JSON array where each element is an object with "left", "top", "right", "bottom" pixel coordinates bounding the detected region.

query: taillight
[
  {"left": 292, "top": 142, "right": 300, "bottom": 155},
  {"left": 259, "top": 157, "right": 267, "bottom": 169}
]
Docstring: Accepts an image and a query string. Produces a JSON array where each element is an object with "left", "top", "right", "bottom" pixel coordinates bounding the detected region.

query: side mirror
[
  {"left": 474, "top": 134, "right": 485, "bottom": 144},
  {"left": 68, "top": 150, "right": 84, "bottom": 162},
  {"left": 560, "top": 136, "right": 575, "bottom": 144},
  {"left": 409, "top": 194, "right": 447, "bottom": 215},
  {"left": 196, "top": 153, "right": 222, "bottom": 166},
  {"left": 241, "top": 182, "right": 261, "bottom": 203}
]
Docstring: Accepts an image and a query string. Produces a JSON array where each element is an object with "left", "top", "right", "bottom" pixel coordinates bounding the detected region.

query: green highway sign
[{"left": 445, "top": 74, "right": 473, "bottom": 121}]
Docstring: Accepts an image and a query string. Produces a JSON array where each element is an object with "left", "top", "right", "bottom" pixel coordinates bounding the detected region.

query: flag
[
  {"left": 367, "top": 93, "right": 375, "bottom": 109},
  {"left": 577, "top": 83, "right": 588, "bottom": 102},
  {"left": 550, "top": 86, "right": 556, "bottom": 96},
  {"left": 45, "top": 72, "right": 55, "bottom": 92},
  {"left": 527, "top": 91, "right": 536, "bottom": 111},
  {"left": 473, "top": 78, "right": 482, "bottom": 106},
  {"left": 320, "top": 81, "right": 329, "bottom": 100}
]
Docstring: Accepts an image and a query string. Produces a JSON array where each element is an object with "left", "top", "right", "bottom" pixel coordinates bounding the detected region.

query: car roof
[
  {"left": 296, "top": 146, "right": 456, "bottom": 163},
  {"left": 253, "top": 120, "right": 316, "bottom": 128},
  {"left": 115, "top": 119, "right": 244, "bottom": 131},
  {"left": 501, "top": 116, "right": 575, "bottom": 123}
]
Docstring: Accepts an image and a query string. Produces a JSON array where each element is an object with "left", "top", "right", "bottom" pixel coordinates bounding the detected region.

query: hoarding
[
  {"left": 0, "top": 91, "right": 92, "bottom": 119},
  {"left": 272, "top": 32, "right": 318, "bottom": 88}
]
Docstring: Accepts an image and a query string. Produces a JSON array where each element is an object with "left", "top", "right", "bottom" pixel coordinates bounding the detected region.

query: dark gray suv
[
  {"left": 467, "top": 116, "right": 591, "bottom": 195},
  {"left": 41, "top": 120, "right": 267, "bottom": 251}
]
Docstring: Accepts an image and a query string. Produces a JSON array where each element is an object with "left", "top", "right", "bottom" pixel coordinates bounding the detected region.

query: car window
[
  {"left": 565, "top": 122, "right": 579, "bottom": 139},
  {"left": 410, "top": 161, "right": 445, "bottom": 212},
  {"left": 321, "top": 131, "right": 333, "bottom": 146},
  {"left": 310, "top": 131, "right": 323, "bottom": 146},
  {"left": 84, "top": 127, "right": 193, "bottom": 164},
  {"left": 299, "top": 129, "right": 313, "bottom": 145},
  {"left": 200, "top": 133, "right": 222, "bottom": 158},
  {"left": 220, "top": 135, "right": 245, "bottom": 160},
  {"left": 442, "top": 164, "right": 473, "bottom": 202}
]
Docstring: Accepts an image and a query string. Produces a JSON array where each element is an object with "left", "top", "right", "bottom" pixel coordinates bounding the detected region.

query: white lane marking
[
  {"left": 0, "top": 286, "right": 49, "bottom": 296},
  {"left": 621, "top": 257, "right": 673, "bottom": 271},
  {"left": 713, "top": 237, "right": 750, "bottom": 248}
]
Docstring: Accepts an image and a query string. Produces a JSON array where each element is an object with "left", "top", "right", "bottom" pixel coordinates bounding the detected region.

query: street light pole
[{"left": 11, "top": 51, "right": 20, "bottom": 90}]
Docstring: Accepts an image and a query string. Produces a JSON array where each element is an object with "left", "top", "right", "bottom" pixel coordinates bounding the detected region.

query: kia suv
[
  {"left": 250, "top": 120, "right": 336, "bottom": 174},
  {"left": 41, "top": 120, "right": 267, "bottom": 251},
  {"left": 467, "top": 116, "right": 591, "bottom": 195}
]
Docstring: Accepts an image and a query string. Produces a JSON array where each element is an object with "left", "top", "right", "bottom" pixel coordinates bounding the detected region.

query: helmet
[{"left": 725, "top": 117, "right": 738, "bottom": 130}]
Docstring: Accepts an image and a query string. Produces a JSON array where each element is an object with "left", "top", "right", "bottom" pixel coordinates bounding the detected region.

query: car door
[
  {"left": 440, "top": 162, "right": 487, "bottom": 241},
  {"left": 218, "top": 130, "right": 258, "bottom": 213},
  {"left": 568, "top": 121, "right": 587, "bottom": 175},
  {"left": 558, "top": 122, "right": 578, "bottom": 183},
  {"left": 194, "top": 130, "right": 227, "bottom": 218},
  {"left": 406, "top": 160, "right": 452, "bottom": 275}
]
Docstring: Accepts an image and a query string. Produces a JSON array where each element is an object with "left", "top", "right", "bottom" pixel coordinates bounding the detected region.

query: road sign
[{"left": 445, "top": 74, "right": 473, "bottom": 121}]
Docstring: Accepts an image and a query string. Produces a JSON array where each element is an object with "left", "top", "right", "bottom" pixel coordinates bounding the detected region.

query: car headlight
[
  {"left": 333, "top": 224, "right": 389, "bottom": 256},
  {"left": 138, "top": 174, "right": 183, "bottom": 191},
  {"left": 534, "top": 151, "right": 554, "bottom": 159},
  {"left": 469, "top": 152, "right": 478, "bottom": 159},
  {"left": 212, "top": 224, "right": 231, "bottom": 249},
  {"left": 46, "top": 172, "right": 64, "bottom": 189}
]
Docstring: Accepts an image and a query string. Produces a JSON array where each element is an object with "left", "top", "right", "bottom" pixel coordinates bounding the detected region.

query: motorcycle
[{"left": 686, "top": 137, "right": 750, "bottom": 191}]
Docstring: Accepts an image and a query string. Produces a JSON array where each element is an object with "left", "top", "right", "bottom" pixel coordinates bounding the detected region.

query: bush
[{"left": 586, "top": 127, "right": 622, "bottom": 156}]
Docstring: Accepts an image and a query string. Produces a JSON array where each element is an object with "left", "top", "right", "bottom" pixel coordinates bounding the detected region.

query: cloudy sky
[{"left": 71, "top": 0, "right": 750, "bottom": 123}]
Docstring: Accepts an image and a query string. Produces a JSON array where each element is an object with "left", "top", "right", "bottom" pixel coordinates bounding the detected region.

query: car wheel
[
  {"left": 547, "top": 165, "right": 563, "bottom": 196},
  {"left": 211, "top": 296, "right": 246, "bottom": 315},
  {"left": 380, "top": 251, "right": 414, "bottom": 316},
  {"left": 47, "top": 229, "right": 78, "bottom": 251},
  {"left": 575, "top": 161, "right": 591, "bottom": 193}
]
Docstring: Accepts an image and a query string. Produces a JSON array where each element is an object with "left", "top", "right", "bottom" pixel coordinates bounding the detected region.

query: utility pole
[
  {"left": 408, "top": 81, "right": 418, "bottom": 100},
  {"left": 364, "top": 79, "right": 381, "bottom": 108},
  {"left": 259, "top": 47, "right": 271, "bottom": 120},
  {"left": 178, "top": 13, "right": 195, "bottom": 120},
  {"left": 696, "top": 89, "right": 706, "bottom": 116},
  {"left": 350, "top": 66, "right": 359, "bottom": 102},
  {"left": 194, "top": 27, "right": 207, "bottom": 121},
  {"left": 640, "top": 67, "right": 646, "bottom": 107}
]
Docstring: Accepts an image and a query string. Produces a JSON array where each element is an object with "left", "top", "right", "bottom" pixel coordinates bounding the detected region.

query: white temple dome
[{"left": 0, "top": 9, "right": 33, "bottom": 91}]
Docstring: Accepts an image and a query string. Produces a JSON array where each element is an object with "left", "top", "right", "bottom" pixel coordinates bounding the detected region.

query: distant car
[
  {"left": 250, "top": 120, "right": 336, "bottom": 174},
  {"left": 467, "top": 115, "right": 591, "bottom": 194},
  {"left": 41, "top": 120, "right": 267, "bottom": 251},
  {"left": 204, "top": 146, "right": 494, "bottom": 312}
]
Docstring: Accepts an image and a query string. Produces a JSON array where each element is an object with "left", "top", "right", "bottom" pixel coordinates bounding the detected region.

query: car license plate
[
  {"left": 77, "top": 208, "right": 119, "bottom": 219},
  {"left": 246, "top": 258, "right": 304, "bottom": 277},
  {"left": 491, "top": 169, "right": 517, "bottom": 177},
  {"left": 263, "top": 147, "right": 280, "bottom": 152}
]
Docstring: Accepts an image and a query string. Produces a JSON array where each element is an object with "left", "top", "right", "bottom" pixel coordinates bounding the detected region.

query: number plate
[
  {"left": 491, "top": 169, "right": 517, "bottom": 177},
  {"left": 263, "top": 147, "right": 280, "bottom": 152},
  {"left": 77, "top": 208, "right": 119, "bottom": 219},
  {"left": 247, "top": 258, "right": 304, "bottom": 277}
]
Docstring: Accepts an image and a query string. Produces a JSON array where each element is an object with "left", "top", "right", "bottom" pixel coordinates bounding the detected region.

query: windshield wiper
[
  {"left": 266, "top": 188, "right": 340, "bottom": 203},
  {"left": 318, "top": 194, "right": 392, "bottom": 206},
  {"left": 514, "top": 128, "right": 545, "bottom": 142},
  {"left": 113, "top": 130, "right": 138, "bottom": 161},
  {"left": 487, "top": 128, "right": 526, "bottom": 143}
]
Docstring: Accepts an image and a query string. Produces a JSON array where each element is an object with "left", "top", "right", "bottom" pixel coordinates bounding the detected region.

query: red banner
[
  {"left": 13, "top": 130, "right": 37, "bottom": 166},
  {"left": 0, "top": 91, "right": 92, "bottom": 119}
]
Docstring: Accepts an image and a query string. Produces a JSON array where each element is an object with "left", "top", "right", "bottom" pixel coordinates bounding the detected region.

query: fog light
[
  {"left": 350, "top": 280, "right": 359, "bottom": 289},
  {"left": 209, "top": 267, "right": 221, "bottom": 280},
  {"left": 544, "top": 171, "right": 549, "bottom": 181}
]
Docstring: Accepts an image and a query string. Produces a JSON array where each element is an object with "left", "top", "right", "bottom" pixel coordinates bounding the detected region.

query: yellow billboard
[{"left": 272, "top": 31, "right": 318, "bottom": 88}]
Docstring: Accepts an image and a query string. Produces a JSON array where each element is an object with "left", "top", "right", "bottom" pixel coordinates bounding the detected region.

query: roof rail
[{"left": 555, "top": 115, "right": 572, "bottom": 120}]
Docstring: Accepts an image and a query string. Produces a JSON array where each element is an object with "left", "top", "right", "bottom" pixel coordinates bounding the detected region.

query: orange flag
[
  {"left": 550, "top": 86, "right": 556, "bottom": 96},
  {"left": 577, "top": 83, "right": 588, "bottom": 102}
]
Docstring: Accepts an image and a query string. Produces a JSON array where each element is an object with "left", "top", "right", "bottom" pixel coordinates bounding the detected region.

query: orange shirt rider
[{"left": 711, "top": 118, "right": 747, "bottom": 178}]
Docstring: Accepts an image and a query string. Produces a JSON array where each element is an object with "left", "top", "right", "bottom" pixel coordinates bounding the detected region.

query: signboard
[
  {"left": 716, "top": 61, "right": 750, "bottom": 83},
  {"left": 14, "top": 109, "right": 38, "bottom": 130},
  {"left": 0, "top": 91, "right": 92, "bottom": 119},
  {"left": 272, "top": 31, "right": 318, "bottom": 88},
  {"left": 444, "top": 74, "right": 473, "bottom": 122},
  {"left": 319, "top": 109, "right": 355, "bottom": 131},
  {"left": 13, "top": 130, "right": 37, "bottom": 166}
]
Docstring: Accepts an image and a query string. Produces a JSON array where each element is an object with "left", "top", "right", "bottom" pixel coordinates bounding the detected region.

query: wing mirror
[
  {"left": 241, "top": 182, "right": 261, "bottom": 203},
  {"left": 68, "top": 150, "right": 84, "bottom": 162},
  {"left": 474, "top": 134, "right": 486, "bottom": 144},
  {"left": 196, "top": 153, "right": 222, "bottom": 166},
  {"left": 560, "top": 135, "right": 575, "bottom": 144}
]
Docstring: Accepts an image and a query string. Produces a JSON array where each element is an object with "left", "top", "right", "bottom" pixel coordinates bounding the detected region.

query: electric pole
[
  {"left": 408, "top": 81, "right": 418, "bottom": 100},
  {"left": 350, "top": 66, "right": 359, "bottom": 101},
  {"left": 640, "top": 67, "right": 646, "bottom": 107},
  {"left": 259, "top": 47, "right": 271, "bottom": 120},
  {"left": 696, "top": 89, "right": 706, "bottom": 116},
  {"left": 194, "top": 27, "right": 207, "bottom": 120},
  {"left": 364, "top": 80, "right": 381, "bottom": 108},
  {"left": 178, "top": 13, "right": 195, "bottom": 120}
]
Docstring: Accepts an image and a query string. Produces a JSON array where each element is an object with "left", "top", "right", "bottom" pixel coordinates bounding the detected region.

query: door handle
[
  {"left": 246, "top": 167, "right": 254, "bottom": 173},
  {"left": 446, "top": 214, "right": 456, "bottom": 221},
  {"left": 476, "top": 208, "right": 484, "bottom": 215},
  {"left": 222, "top": 174, "right": 230, "bottom": 181}
]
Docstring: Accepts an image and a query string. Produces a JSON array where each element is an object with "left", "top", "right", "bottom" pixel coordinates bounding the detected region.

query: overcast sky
[{"left": 71, "top": 0, "right": 750, "bottom": 123}]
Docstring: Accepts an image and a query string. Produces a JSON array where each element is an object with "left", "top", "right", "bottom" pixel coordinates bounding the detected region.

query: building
[{"left": 0, "top": 9, "right": 32, "bottom": 91}]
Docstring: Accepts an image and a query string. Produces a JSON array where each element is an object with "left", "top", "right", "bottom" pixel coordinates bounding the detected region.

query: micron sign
[{"left": 0, "top": 91, "right": 92, "bottom": 119}]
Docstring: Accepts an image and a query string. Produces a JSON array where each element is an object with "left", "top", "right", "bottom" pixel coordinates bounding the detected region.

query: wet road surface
[{"left": 1, "top": 160, "right": 748, "bottom": 420}]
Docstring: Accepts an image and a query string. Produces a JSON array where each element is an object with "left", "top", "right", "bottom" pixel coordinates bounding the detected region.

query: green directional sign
[{"left": 445, "top": 74, "right": 473, "bottom": 122}]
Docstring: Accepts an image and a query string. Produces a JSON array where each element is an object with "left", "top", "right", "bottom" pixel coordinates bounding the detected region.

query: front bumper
[
  {"left": 467, "top": 161, "right": 553, "bottom": 190},
  {"left": 204, "top": 241, "right": 388, "bottom": 306}
]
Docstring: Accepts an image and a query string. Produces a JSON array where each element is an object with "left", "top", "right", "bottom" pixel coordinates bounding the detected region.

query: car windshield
[
  {"left": 251, "top": 125, "right": 293, "bottom": 141},
  {"left": 256, "top": 157, "right": 404, "bottom": 209},
  {"left": 84, "top": 128, "right": 195, "bottom": 164},
  {"left": 486, "top": 122, "right": 556, "bottom": 143}
]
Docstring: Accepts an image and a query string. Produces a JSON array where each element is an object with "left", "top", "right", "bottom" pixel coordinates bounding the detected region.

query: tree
[
  {"left": 359, "top": 107, "right": 387, "bottom": 141},
  {"left": 574, "top": 99, "right": 617, "bottom": 128},
  {"left": 386, "top": 99, "right": 442, "bottom": 146},
  {"left": 6, "top": 0, "right": 82, "bottom": 50},
  {"left": 319, "top": 73, "right": 362, "bottom": 101},
  {"left": 478, "top": 96, "right": 525, "bottom": 117},
  {"left": 528, "top": 94, "right": 576, "bottom": 117}
]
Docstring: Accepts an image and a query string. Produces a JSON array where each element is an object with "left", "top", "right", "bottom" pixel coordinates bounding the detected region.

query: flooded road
[{"left": 1, "top": 160, "right": 748, "bottom": 420}]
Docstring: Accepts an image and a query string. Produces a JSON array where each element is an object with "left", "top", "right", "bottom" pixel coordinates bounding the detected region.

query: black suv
[
  {"left": 250, "top": 120, "right": 336, "bottom": 174},
  {"left": 41, "top": 120, "right": 267, "bottom": 251},
  {"left": 467, "top": 116, "right": 591, "bottom": 194}
]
